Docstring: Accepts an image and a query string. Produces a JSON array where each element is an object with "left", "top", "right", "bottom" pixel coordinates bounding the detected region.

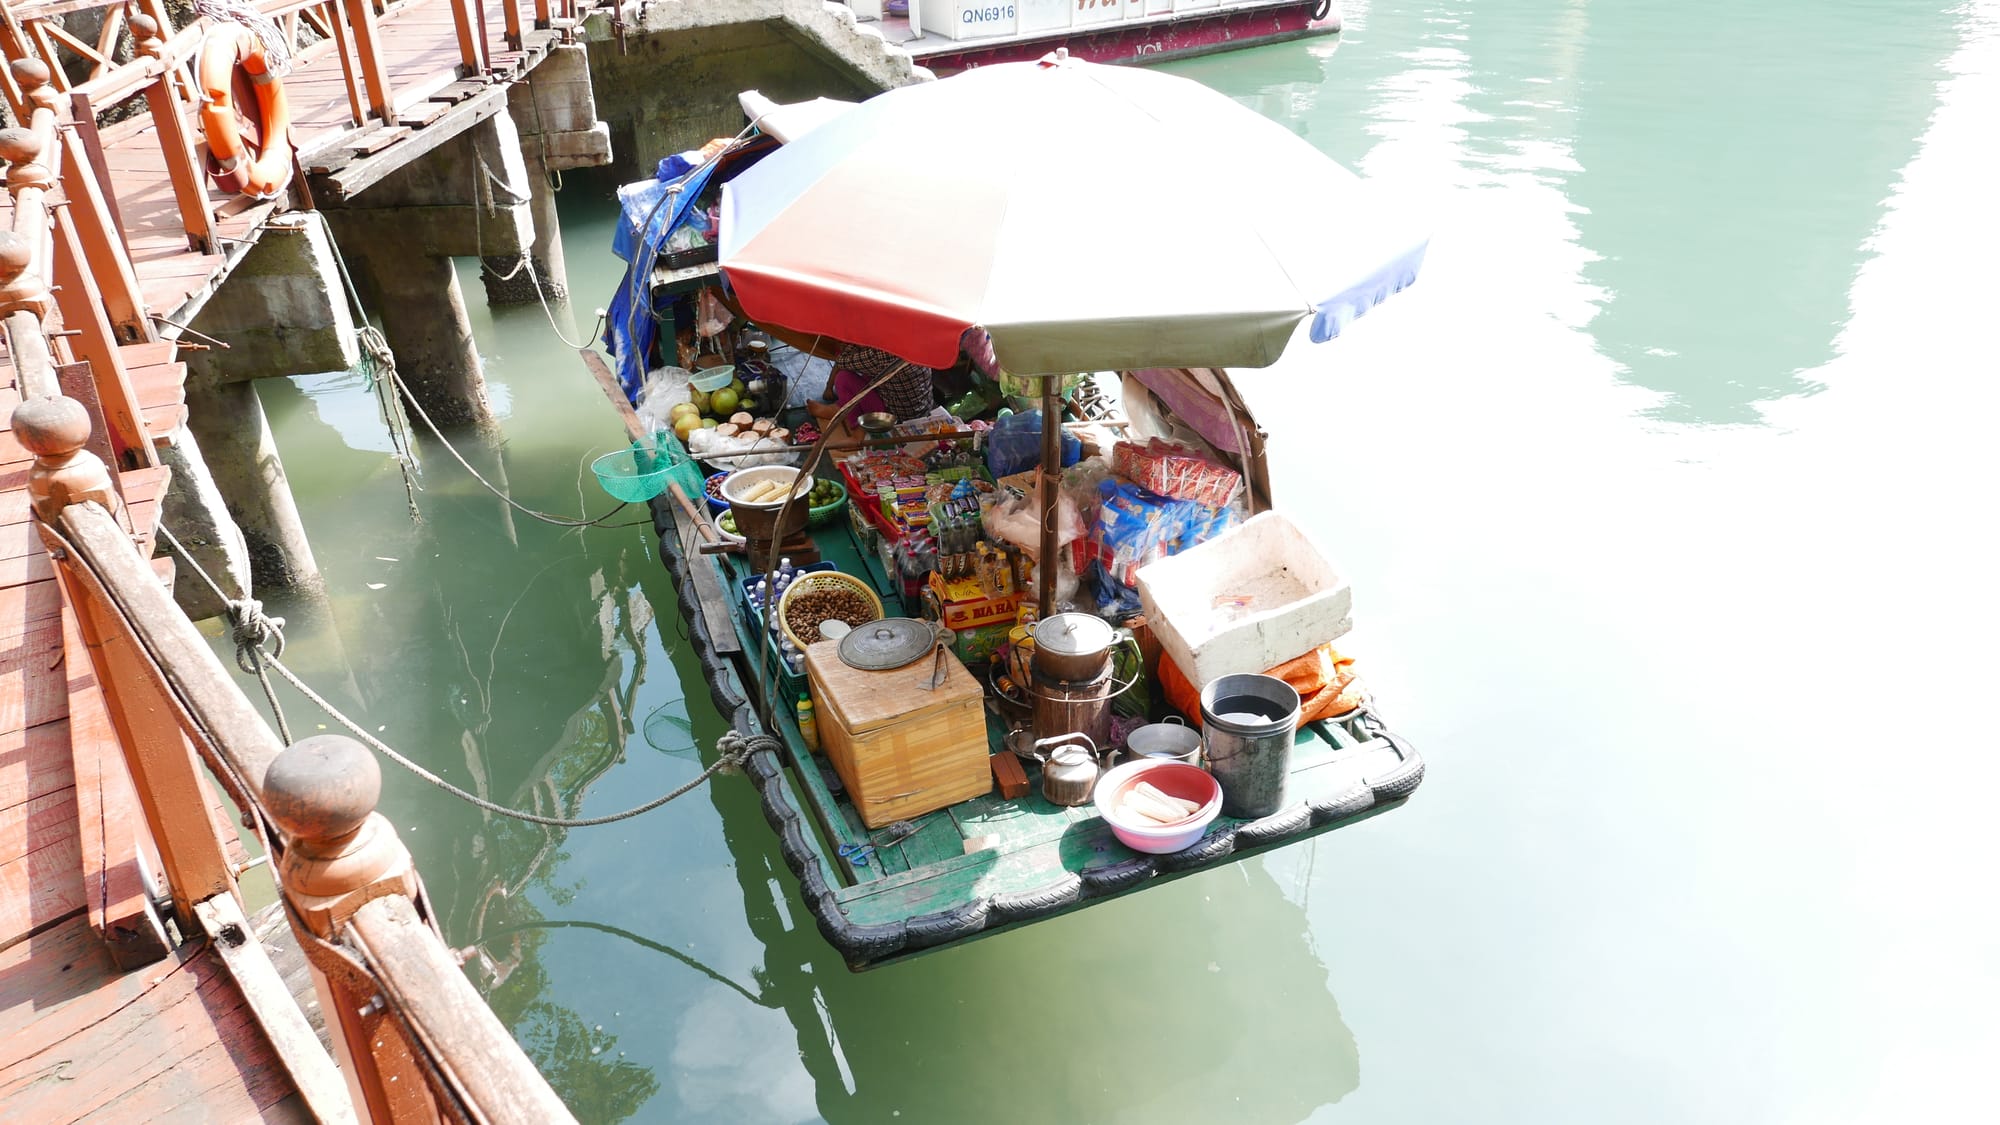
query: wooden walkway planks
[
  {"left": 0, "top": 370, "right": 309, "bottom": 1124},
  {"left": 0, "top": 915, "right": 312, "bottom": 1123}
]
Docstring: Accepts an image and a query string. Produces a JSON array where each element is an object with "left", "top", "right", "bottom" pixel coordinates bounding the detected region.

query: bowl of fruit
[
  {"left": 805, "top": 478, "right": 848, "bottom": 527},
  {"left": 712, "top": 508, "right": 745, "bottom": 544},
  {"left": 703, "top": 472, "right": 731, "bottom": 513}
]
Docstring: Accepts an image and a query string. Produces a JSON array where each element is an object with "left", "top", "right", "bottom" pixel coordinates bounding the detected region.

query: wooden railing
[
  {"left": 7, "top": 0, "right": 585, "bottom": 127},
  {"left": 2, "top": 0, "right": 591, "bottom": 258},
  {"left": 0, "top": 57, "right": 154, "bottom": 462},
  {"left": 0, "top": 3, "right": 581, "bottom": 1116},
  {"left": 11, "top": 410, "right": 578, "bottom": 1121}
]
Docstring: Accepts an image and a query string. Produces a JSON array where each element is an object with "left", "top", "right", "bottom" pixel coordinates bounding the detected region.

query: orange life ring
[{"left": 197, "top": 24, "right": 292, "bottom": 199}]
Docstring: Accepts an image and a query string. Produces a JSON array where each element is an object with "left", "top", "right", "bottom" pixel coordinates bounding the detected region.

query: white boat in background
[{"left": 856, "top": 0, "right": 1340, "bottom": 74}]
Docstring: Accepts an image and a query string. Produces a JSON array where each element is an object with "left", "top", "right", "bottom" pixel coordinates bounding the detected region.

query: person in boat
[
  {"left": 809, "top": 329, "right": 1002, "bottom": 426},
  {"left": 825, "top": 344, "right": 936, "bottom": 421}
]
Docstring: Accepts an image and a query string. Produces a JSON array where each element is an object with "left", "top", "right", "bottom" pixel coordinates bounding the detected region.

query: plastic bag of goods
[
  {"left": 636, "top": 367, "right": 699, "bottom": 437},
  {"left": 688, "top": 429, "right": 797, "bottom": 468},
  {"left": 980, "top": 483, "right": 1083, "bottom": 556},
  {"left": 984, "top": 409, "right": 1081, "bottom": 479}
]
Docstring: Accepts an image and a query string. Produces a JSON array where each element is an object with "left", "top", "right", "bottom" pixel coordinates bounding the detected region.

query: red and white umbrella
[{"left": 719, "top": 52, "right": 1428, "bottom": 376}]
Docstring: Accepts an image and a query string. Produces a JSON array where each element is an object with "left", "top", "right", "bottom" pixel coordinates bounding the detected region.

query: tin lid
[
  {"left": 1033, "top": 612, "right": 1115, "bottom": 657},
  {"left": 837, "top": 618, "right": 936, "bottom": 671}
]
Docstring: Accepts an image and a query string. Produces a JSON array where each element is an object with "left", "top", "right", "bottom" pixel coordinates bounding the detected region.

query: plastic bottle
[{"left": 796, "top": 699, "right": 820, "bottom": 752}]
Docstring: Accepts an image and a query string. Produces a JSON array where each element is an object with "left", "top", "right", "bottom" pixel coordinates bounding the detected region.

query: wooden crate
[{"left": 804, "top": 639, "right": 992, "bottom": 828}]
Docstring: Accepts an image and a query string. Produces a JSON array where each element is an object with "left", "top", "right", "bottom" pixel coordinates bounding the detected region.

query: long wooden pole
[{"left": 1037, "top": 374, "right": 1061, "bottom": 617}]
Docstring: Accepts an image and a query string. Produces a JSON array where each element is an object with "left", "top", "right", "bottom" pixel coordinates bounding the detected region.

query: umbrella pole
[{"left": 1038, "top": 374, "right": 1062, "bottom": 617}]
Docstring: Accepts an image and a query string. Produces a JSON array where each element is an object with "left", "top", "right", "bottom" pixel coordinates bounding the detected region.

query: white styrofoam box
[{"left": 1134, "top": 511, "right": 1352, "bottom": 686}]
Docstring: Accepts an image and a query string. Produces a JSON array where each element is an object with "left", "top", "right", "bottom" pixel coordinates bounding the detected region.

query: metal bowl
[{"left": 858, "top": 411, "right": 896, "bottom": 434}]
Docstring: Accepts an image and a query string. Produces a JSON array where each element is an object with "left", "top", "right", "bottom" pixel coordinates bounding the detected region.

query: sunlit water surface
[{"left": 245, "top": 3, "right": 2000, "bottom": 1119}]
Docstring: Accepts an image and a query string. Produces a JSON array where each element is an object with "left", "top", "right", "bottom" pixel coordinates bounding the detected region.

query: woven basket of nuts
[{"left": 776, "top": 572, "right": 884, "bottom": 649}]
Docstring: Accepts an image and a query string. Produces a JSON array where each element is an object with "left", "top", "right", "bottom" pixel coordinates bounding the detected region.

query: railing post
[
  {"left": 50, "top": 204, "right": 158, "bottom": 467},
  {"left": 448, "top": 0, "right": 486, "bottom": 76},
  {"left": 13, "top": 396, "right": 239, "bottom": 929},
  {"left": 131, "top": 15, "right": 219, "bottom": 254},
  {"left": 60, "top": 74, "right": 156, "bottom": 337},
  {"left": 263, "top": 735, "right": 440, "bottom": 1124},
  {"left": 264, "top": 734, "right": 579, "bottom": 1124},
  {"left": 323, "top": 1, "right": 367, "bottom": 127},
  {"left": 339, "top": 0, "right": 395, "bottom": 122},
  {"left": 0, "top": 225, "right": 51, "bottom": 321}
]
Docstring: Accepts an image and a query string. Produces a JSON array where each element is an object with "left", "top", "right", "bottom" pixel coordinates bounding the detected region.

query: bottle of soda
[{"left": 796, "top": 698, "right": 820, "bottom": 753}]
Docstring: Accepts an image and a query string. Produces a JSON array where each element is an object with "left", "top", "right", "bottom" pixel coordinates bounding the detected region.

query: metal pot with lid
[
  {"left": 837, "top": 617, "right": 938, "bottom": 670},
  {"left": 1031, "top": 612, "right": 1120, "bottom": 683}
]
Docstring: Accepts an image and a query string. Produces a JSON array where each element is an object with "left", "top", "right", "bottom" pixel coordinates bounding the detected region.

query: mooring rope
[
  {"left": 316, "top": 215, "right": 425, "bottom": 520},
  {"left": 469, "top": 149, "right": 599, "bottom": 351},
  {"left": 315, "top": 189, "right": 631, "bottom": 530},
  {"left": 354, "top": 326, "right": 641, "bottom": 528},
  {"left": 158, "top": 525, "right": 756, "bottom": 827},
  {"left": 324, "top": 231, "right": 645, "bottom": 531},
  {"left": 225, "top": 595, "right": 294, "bottom": 745},
  {"left": 193, "top": 0, "right": 293, "bottom": 75}
]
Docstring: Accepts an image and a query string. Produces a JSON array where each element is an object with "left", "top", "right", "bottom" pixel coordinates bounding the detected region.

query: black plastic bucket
[{"left": 1199, "top": 673, "right": 1301, "bottom": 818}]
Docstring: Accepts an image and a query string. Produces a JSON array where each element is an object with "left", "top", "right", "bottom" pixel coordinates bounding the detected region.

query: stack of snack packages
[
  {"left": 846, "top": 452, "right": 928, "bottom": 535},
  {"left": 1082, "top": 440, "right": 1245, "bottom": 614}
]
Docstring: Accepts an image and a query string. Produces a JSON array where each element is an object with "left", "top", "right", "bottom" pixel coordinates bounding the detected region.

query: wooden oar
[{"left": 666, "top": 482, "right": 718, "bottom": 543}]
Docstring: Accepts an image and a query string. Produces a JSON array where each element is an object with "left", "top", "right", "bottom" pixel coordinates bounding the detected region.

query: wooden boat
[
  {"left": 590, "top": 358, "right": 1425, "bottom": 970},
  {"left": 592, "top": 64, "right": 1427, "bottom": 969}
]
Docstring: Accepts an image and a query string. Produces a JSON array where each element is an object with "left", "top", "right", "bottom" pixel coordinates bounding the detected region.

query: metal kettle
[{"left": 1037, "top": 734, "right": 1100, "bottom": 807}]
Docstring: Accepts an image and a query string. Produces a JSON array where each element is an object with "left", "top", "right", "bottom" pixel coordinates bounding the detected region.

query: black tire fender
[
  {"left": 1158, "top": 825, "right": 1238, "bottom": 871},
  {"left": 1081, "top": 856, "right": 1156, "bottom": 895},
  {"left": 1235, "top": 803, "right": 1311, "bottom": 846},
  {"left": 1311, "top": 784, "right": 1376, "bottom": 825},
  {"left": 904, "top": 899, "right": 992, "bottom": 949},
  {"left": 990, "top": 874, "right": 1083, "bottom": 922},
  {"left": 1369, "top": 747, "right": 1426, "bottom": 802}
]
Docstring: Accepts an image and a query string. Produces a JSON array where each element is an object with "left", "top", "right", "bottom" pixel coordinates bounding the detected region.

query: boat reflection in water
[{"left": 467, "top": 776, "right": 1362, "bottom": 1122}]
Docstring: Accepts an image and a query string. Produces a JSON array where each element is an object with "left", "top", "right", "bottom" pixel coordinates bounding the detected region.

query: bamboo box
[{"left": 804, "top": 639, "right": 992, "bottom": 828}]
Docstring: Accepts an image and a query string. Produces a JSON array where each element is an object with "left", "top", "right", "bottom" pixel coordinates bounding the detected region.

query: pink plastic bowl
[{"left": 1094, "top": 759, "right": 1223, "bottom": 854}]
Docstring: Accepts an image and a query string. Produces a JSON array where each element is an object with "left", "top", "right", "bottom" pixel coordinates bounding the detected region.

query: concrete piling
[{"left": 184, "top": 381, "right": 323, "bottom": 593}]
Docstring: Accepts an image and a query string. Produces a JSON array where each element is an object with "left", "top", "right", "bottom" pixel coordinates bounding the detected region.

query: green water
[{"left": 244, "top": 2, "right": 2000, "bottom": 1120}]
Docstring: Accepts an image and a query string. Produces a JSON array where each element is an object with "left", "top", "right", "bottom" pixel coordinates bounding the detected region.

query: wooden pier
[{"left": 0, "top": 0, "right": 600, "bottom": 1119}]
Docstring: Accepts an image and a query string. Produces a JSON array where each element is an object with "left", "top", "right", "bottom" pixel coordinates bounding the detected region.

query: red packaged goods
[{"left": 1112, "top": 439, "right": 1243, "bottom": 510}]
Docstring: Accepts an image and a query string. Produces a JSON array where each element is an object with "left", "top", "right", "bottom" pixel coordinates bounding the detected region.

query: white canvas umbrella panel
[{"left": 720, "top": 51, "right": 1428, "bottom": 375}]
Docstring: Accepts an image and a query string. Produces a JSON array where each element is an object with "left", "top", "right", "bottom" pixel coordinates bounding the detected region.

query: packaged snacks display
[
  {"left": 1080, "top": 478, "right": 1239, "bottom": 614},
  {"left": 1112, "top": 438, "right": 1243, "bottom": 510}
]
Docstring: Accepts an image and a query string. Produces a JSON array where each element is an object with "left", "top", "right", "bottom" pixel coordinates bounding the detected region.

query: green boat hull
[{"left": 646, "top": 487, "right": 1425, "bottom": 970}]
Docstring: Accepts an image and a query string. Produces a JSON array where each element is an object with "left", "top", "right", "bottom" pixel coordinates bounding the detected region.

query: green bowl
[{"left": 806, "top": 479, "right": 848, "bottom": 527}]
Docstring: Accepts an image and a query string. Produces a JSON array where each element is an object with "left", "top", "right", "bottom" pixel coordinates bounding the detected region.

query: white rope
[{"left": 157, "top": 526, "right": 754, "bottom": 827}]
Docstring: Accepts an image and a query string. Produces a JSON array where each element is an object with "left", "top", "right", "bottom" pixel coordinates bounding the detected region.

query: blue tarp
[{"left": 605, "top": 156, "right": 725, "bottom": 399}]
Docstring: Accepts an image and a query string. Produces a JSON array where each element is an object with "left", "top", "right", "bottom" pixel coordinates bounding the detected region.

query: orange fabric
[{"left": 1161, "top": 643, "right": 1363, "bottom": 730}]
